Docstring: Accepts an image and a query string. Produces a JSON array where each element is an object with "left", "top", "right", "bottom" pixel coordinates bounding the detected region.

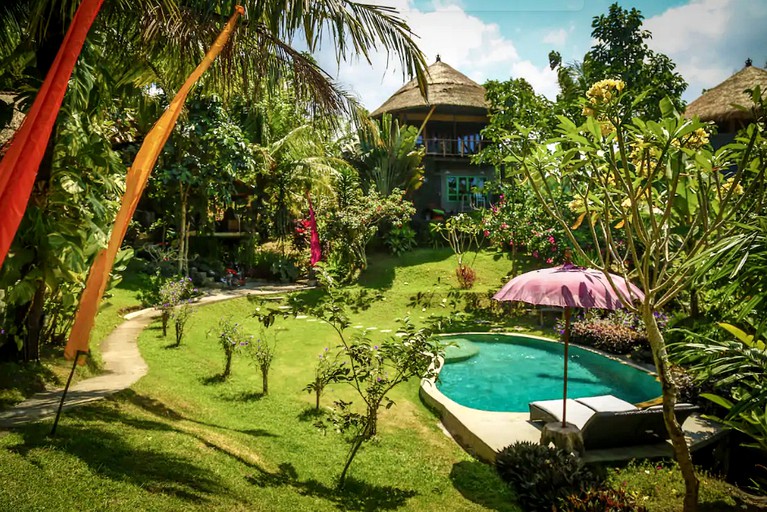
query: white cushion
[{"left": 576, "top": 395, "right": 637, "bottom": 412}]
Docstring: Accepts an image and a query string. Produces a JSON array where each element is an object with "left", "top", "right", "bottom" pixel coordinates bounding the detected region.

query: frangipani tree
[{"left": 507, "top": 80, "right": 766, "bottom": 511}]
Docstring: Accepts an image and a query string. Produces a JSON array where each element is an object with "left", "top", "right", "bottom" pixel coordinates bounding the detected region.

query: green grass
[
  {"left": 0, "top": 249, "right": 745, "bottom": 510},
  {"left": 0, "top": 265, "right": 150, "bottom": 408}
]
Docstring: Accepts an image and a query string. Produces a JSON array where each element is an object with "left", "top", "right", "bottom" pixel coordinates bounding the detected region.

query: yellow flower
[
  {"left": 672, "top": 127, "right": 710, "bottom": 150},
  {"left": 582, "top": 106, "right": 595, "bottom": 117},
  {"left": 586, "top": 79, "right": 626, "bottom": 106},
  {"left": 722, "top": 178, "right": 744, "bottom": 195},
  {"left": 568, "top": 198, "right": 585, "bottom": 212}
]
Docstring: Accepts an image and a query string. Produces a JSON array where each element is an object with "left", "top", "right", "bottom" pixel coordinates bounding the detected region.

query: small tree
[
  {"left": 211, "top": 317, "right": 247, "bottom": 379},
  {"left": 433, "top": 213, "right": 480, "bottom": 288},
  {"left": 256, "top": 272, "right": 442, "bottom": 489},
  {"left": 506, "top": 81, "right": 766, "bottom": 511},
  {"left": 304, "top": 348, "right": 349, "bottom": 410},
  {"left": 172, "top": 303, "right": 193, "bottom": 347},
  {"left": 158, "top": 276, "right": 196, "bottom": 337},
  {"left": 243, "top": 327, "right": 279, "bottom": 395}
]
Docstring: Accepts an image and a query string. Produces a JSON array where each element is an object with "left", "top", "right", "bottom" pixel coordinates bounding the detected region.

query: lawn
[
  {"left": 0, "top": 264, "right": 150, "bottom": 408},
  {"left": 0, "top": 249, "right": 743, "bottom": 511}
]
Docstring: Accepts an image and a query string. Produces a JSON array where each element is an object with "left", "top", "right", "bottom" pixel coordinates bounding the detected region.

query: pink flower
[
  {"left": 532, "top": 250, "right": 539, "bottom": 258},
  {"left": 483, "top": 230, "right": 490, "bottom": 237},
  {"left": 500, "top": 223, "right": 508, "bottom": 229},
  {"left": 546, "top": 258, "right": 553, "bottom": 264},
  {"left": 548, "top": 236, "right": 555, "bottom": 244}
]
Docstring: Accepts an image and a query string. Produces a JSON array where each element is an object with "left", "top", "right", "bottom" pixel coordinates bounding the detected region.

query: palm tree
[
  {"left": 344, "top": 113, "right": 425, "bottom": 196},
  {"left": 0, "top": 0, "right": 428, "bottom": 361}
]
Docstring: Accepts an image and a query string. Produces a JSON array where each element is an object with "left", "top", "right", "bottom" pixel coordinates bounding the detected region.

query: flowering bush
[
  {"left": 172, "top": 303, "right": 193, "bottom": 347},
  {"left": 557, "top": 310, "right": 667, "bottom": 355},
  {"left": 481, "top": 182, "right": 570, "bottom": 265},
  {"left": 318, "top": 187, "right": 415, "bottom": 282},
  {"left": 241, "top": 327, "right": 278, "bottom": 395},
  {"left": 157, "top": 276, "right": 198, "bottom": 337},
  {"left": 211, "top": 317, "right": 249, "bottom": 379}
]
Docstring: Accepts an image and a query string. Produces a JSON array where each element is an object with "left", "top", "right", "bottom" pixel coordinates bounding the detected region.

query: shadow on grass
[
  {"left": 247, "top": 462, "right": 417, "bottom": 511},
  {"left": 297, "top": 407, "right": 326, "bottom": 422},
  {"left": 0, "top": 361, "right": 61, "bottom": 409},
  {"left": 201, "top": 374, "right": 228, "bottom": 385},
  {"left": 449, "top": 460, "right": 518, "bottom": 512},
  {"left": 119, "top": 390, "right": 277, "bottom": 438},
  {"left": 357, "top": 248, "right": 455, "bottom": 291},
  {"left": 5, "top": 416, "right": 222, "bottom": 503},
  {"left": 164, "top": 343, "right": 181, "bottom": 350},
  {"left": 221, "top": 391, "right": 264, "bottom": 402}
]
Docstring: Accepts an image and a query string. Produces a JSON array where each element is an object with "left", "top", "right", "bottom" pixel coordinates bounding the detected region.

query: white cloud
[
  {"left": 645, "top": 0, "right": 767, "bottom": 102},
  {"left": 543, "top": 28, "right": 568, "bottom": 46},
  {"left": 312, "top": 0, "right": 560, "bottom": 110}
]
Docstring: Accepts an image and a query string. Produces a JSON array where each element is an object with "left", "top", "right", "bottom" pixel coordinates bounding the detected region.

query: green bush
[
  {"left": 495, "top": 441, "right": 600, "bottom": 512},
  {"left": 560, "top": 487, "right": 647, "bottom": 511},
  {"left": 384, "top": 224, "right": 417, "bottom": 255}
]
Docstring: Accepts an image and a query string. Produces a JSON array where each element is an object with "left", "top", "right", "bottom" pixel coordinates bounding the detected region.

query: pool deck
[{"left": 421, "top": 334, "right": 727, "bottom": 464}]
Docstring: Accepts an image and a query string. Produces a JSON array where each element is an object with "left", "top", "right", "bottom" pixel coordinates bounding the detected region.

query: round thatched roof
[
  {"left": 370, "top": 59, "right": 487, "bottom": 117},
  {"left": 685, "top": 64, "right": 767, "bottom": 123}
]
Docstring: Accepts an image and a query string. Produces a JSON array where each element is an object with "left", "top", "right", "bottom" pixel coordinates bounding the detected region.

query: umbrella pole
[{"left": 562, "top": 307, "right": 571, "bottom": 428}]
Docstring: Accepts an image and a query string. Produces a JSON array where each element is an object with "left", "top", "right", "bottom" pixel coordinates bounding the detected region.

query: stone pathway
[{"left": 0, "top": 283, "right": 308, "bottom": 428}]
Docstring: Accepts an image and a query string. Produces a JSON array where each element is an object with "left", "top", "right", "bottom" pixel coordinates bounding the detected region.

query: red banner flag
[
  {"left": 65, "top": 6, "right": 245, "bottom": 360},
  {"left": 307, "top": 194, "right": 322, "bottom": 266},
  {"left": 0, "top": 0, "right": 105, "bottom": 268}
]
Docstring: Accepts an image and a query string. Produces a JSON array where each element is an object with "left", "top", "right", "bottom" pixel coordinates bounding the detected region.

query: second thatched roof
[
  {"left": 371, "top": 59, "right": 487, "bottom": 117},
  {"left": 685, "top": 64, "right": 767, "bottom": 124}
]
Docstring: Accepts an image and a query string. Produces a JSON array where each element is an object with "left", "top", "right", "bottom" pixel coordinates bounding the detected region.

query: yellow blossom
[
  {"left": 722, "top": 178, "right": 744, "bottom": 196},
  {"left": 671, "top": 127, "right": 710, "bottom": 150},
  {"left": 586, "top": 79, "right": 626, "bottom": 106}
]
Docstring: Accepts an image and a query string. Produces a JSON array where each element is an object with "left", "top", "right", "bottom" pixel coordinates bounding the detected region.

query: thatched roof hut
[
  {"left": 685, "top": 62, "right": 767, "bottom": 129},
  {"left": 371, "top": 58, "right": 487, "bottom": 118}
]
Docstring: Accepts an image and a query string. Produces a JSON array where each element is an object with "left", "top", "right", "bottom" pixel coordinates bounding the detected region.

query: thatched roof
[
  {"left": 685, "top": 64, "right": 767, "bottom": 123},
  {"left": 371, "top": 59, "right": 487, "bottom": 117}
]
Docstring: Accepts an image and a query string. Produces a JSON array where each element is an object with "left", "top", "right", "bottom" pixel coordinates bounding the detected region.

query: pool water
[{"left": 436, "top": 334, "right": 661, "bottom": 412}]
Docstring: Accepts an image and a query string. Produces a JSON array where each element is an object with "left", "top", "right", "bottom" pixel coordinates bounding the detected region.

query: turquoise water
[{"left": 436, "top": 334, "right": 661, "bottom": 412}]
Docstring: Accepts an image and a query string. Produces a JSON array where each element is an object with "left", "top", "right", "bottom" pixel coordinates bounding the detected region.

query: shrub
[
  {"left": 495, "top": 441, "right": 600, "bottom": 512},
  {"left": 242, "top": 327, "right": 278, "bottom": 395},
  {"left": 211, "top": 317, "right": 249, "bottom": 379},
  {"left": 560, "top": 487, "right": 647, "bottom": 511},
  {"left": 172, "top": 303, "right": 193, "bottom": 347},
  {"left": 384, "top": 223, "right": 417, "bottom": 256},
  {"left": 157, "top": 276, "right": 198, "bottom": 337},
  {"left": 455, "top": 264, "right": 477, "bottom": 289},
  {"left": 558, "top": 310, "right": 659, "bottom": 355}
]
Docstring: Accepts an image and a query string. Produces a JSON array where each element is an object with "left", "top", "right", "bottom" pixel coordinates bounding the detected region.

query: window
[{"left": 446, "top": 175, "right": 486, "bottom": 202}]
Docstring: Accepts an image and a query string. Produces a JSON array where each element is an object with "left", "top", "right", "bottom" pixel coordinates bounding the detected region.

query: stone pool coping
[{"left": 420, "top": 332, "right": 725, "bottom": 464}]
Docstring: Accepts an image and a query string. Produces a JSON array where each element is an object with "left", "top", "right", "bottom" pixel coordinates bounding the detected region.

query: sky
[{"left": 309, "top": 0, "right": 767, "bottom": 112}]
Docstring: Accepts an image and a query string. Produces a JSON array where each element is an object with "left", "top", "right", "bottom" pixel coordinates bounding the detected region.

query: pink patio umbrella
[{"left": 493, "top": 263, "right": 645, "bottom": 428}]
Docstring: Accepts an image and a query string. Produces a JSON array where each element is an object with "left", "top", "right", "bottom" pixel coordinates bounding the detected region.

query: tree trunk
[
  {"left": 23, "top": 280, "right": 46, "bottom": 362},
  {"left": 223, "top": 352, "right": 232, "bottom": 378},
  {"left": 315, "top": 388, "right": 321, "bottom": 410},
  {"left": 364, "top": 403, "right": 377, "bottom": 438},
  {"left": 261, "top": 367, "right": 269, "bottom": 395},
  {"left": 690, "top": 288, "right": 700, "bottom": 318},
  {"left": 161, "top": 310, "right": 169, "bottom": 337},
  {"left": 178, "top": 184, "right": 187, "bottom": 275},
  {"left": 643, "top": 303, "right": 699, "bottom": 511},
  {"left": 338, "top": 432, "right": 366, "bottom": 489}
]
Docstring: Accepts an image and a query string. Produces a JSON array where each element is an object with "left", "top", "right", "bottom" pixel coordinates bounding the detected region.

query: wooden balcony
[{"left": 418, "top": 136, "right": 486, "bottom": 157}]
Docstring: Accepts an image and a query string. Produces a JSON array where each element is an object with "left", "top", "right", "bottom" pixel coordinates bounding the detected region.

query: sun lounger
[{"left": 529, "top": 395, "right": 699, "bottom": 449}]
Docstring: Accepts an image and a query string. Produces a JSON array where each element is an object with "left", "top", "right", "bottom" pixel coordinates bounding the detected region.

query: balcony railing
[{"left": 417, "top": 136, "right": 486, "bottom": 157}]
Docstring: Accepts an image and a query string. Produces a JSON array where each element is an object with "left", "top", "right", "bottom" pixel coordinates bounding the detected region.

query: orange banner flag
[
  {"left": 65, "top": 6, "right": 245, "bottom": 360},
  {"left": 0, "top": 0, "right": 104, "bottom": 269}
]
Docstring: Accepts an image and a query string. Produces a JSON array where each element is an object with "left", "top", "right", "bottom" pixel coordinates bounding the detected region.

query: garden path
[{"left": 0, "top": 283, "right": 309, "bottom": 428}]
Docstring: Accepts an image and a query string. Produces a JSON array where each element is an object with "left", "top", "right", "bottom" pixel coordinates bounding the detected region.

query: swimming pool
[{"left": 436, "top": 334, "right": 661, "bottom": 412}]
